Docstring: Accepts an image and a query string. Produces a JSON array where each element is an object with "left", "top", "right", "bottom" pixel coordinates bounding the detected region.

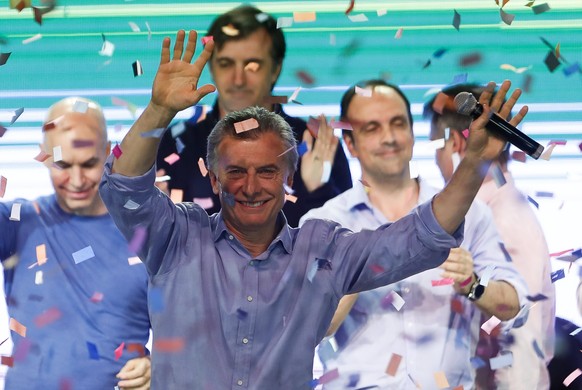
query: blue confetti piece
[
  {"left": 532, "top": 339, "right": 545, "bottom": 359},
  {"left": 527, "top": 195, "right": 539, "bottom": 209},
  {"left": 433, "top": 48, "right": 448, "bottom": 58},
  {"left": 499, "top": 242, "right": 512, "bottom": 262},
  {"left": 347, "top": 373, "right": 360, "bottom": 388},
  {"left": 140, "top": 128, "right": 165, "bottom": 138},
  {"left": 573, "top": 248, "right": 582, "bottom": 258},
  {"left": 87, "top": 341, "right": 99, "bottom": 360},
  {"left": 149, "top": 287, "right": 164, "bottom": 312},
  {"left": 175, "top": 137, "right": 185, "bottom": 154},
  {"left": 527, "top": 293, "right": 548, "bottom": 302},
  {"left": 451, "top": 73, "right": 468, "bottom": 85},
  {"left": 72, "top": 246, "right": 95, "bottom": 264},
  {"left": 535, "top": 191, "right": 554, "bottom": 198},
  {"left": 237, "top": 309, "right": 248, "bottom": 320},
  {"left": 551, "top": 268, "right": 565, "bottom": 283},
  {"left": 309, "top": 378, "right": 319, "bottom": 388},
  {"left": 186, "top": 105, "right": 205, "bottom": 124},
  {"left": 470, "top": 356, "right": 486, "bottom": 369},
  {"left": 297, "top": 141, "right": 308, "bottom": 157},
  {"left": 563, "top": 62, "right": 581, "bottom": 77}
]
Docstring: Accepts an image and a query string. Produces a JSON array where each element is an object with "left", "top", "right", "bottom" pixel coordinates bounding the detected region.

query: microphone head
[{"left": 454, "top": 92, "right": 478, "bottom": 116}]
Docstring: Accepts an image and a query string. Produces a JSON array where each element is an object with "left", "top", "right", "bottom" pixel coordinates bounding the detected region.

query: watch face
[{"left": 474, "top": 284, "right": 486, "bottom": 299}]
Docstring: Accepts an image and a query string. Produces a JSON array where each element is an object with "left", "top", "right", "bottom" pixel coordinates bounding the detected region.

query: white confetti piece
[
  {"left": 321, "top": 161, "right": 332, "bottom": 184},
  {"left": 35, "top": 270, "right": 43, "bottom": 285},
  {"left": 276, "top": 17, "right": 293, "bottom": 29},
  {"left": 99, "top": 40, "right": 115, "bottom": 57},
  {"left": 9, "top": 203, "right": 21, "bottom": 221},
  {"left": 490, "top": 352, "right": 513, "bottom": 370},
  {"left": 390, "top": 290, "right": 405, "bottom": 311},
  {"left": 128, "top": 21, "right": 141, "bottom": 32},
  {"left": 22, "top": 33, "right": 42, "bottom": 45},
  {"left": 123, "top": 199, "right": 140, "bottom": 210},
  {"left": 348, "top": 13, "right": 368, "bottom": 22},
  {"left": 72, "top": 246, "right": 95, "bottom": 264},
  {"left": 128, "top": 256, "right": 142, "bottom": 265},
  {"left": 481, "top": 315, "right": 501, "bottom": 334},
  {"left": 53, "top": 146, "right": 62, "bottom": 162},
  {"left": 73, "top": 100, "right": 89, "bottom": 113}
]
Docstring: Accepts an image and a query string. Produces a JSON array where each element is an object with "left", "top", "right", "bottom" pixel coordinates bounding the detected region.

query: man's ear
[
  {"left": 209, "top": 171, "right": 220, "bottom": 195},
  {"left": 343, "top": 134, "right": 358, "bottom": 158},
  {"left": 450, "top": 130, "right": 467, "bottom": 154}
]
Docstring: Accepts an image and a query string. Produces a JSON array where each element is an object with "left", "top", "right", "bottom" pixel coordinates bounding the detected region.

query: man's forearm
[
  {"left": 432, "top": 154, "right": 491, "bottom": 234},
  {"left": 475, "top": 280, "right": 520, "bottom": 321},
  {"left": 112, "top": 103, "right": 177, "bottom": 177}
]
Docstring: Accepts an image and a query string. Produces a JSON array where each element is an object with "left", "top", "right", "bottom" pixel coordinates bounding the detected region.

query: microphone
[{"left": 454, "top": 92, "right": 544, "bottom": 160}]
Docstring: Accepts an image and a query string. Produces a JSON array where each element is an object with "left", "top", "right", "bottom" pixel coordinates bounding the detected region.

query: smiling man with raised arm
[{"left": 99, "top": 30, "right": 528, "bottom": 388}]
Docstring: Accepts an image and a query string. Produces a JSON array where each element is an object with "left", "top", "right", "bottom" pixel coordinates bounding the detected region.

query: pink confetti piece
[
  {"left": 9, "top": 317, "right": 26, "bottom": 337},
  {"left": 540, "top": 143, "right": 556, "bottom": 160},
  {"left": 511, "top": 150, "right": 527, "bottom": 163},
  {"left": 550, "top": 248, "right": 574, "bottom": 257},
  {"left": 394, "top": 27, "right": 403, "bottom": 39},
  {"left": 355, "top": 86, "right": 372, "bottom": 97},
  {"left": 293, "top": 11, "right": 316, "bottom": 23},
  {"left": 563, "top": 369, "right": 582, "bottom": 387},
  {"left": 481, "top": 315, "right": 501, "bottom": 334},
  {"left": 114, "top": 342, "right": 125, "bottom": 361},
  {"left": 0, "top": 176, "right": 7, "bottom": 198},
  {"left": 193, "top": 197, "right": 214, "bottom": 209},
  {"left": 112, "top": 144, "right": 122, "bottom": 159},
  {"left": 549, "top": 139, "right": 567, "bottom": 146},
  {"left": 90, "top": 292, "right": 104, "bottom": 303},
  {"left": 318, "top": 368, "right": 340, "bottom": 384},
  {"left": 369, "top": 264, "right": 384, "bottom": 274},
  {"left": 1, "top": 356, "right": 13, "bottom": 367},
  {"left": 306, "top": 116, "right": 320, "bottom": 138},
  {"left": 198, "top": 157, "right": 208, "bottom": 177},
  {"left": 234, "top": 118, "right": 259, "bottom": 133},
  {"left": 128, "top": 226, "right": 147, "bottom": 254},
  {"left": 163, "top": 152, "right": 180, "bottom": 165},
  {"left": 36, "top": 244, "right": 47, "bottom": 265},
  {"left": 459, "top": 275, "right": 473, "bottom": 287},
  {"left": 462, "top": 129, "right": 469, "bottom": 139},
  {"left": 34, "top": 307, "right": 62, "bottom": 328},
  {"left": 431, "top": 278, "right": 454, "bottom": 287},
  {"left": 154, "top": 338, "right": 185, "bottom": 353},
  {"left": 385, "top": 353, "right": 402, "bottom": 376},
  {"left": 284, "top": 194, "right": 298, "bottom": 203},
  {"left": 201, "top": 36, "right": 213, "bottom": 45},
  {"left": 126, "top": 343, "right": 146, "bottom": 357},
  {"left": 329, "top": 119, "right": 353, "bottom": 130}
]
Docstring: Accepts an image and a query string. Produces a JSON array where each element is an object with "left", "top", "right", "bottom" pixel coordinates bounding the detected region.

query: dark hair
[
  {"left": 424, "top": 82, "right": 510, "bottom": 166},
  {"left": 339, "top": 79, "right": 413, "bottom": 140},
  {"left": 207, "top": 106, "right": 298, "bottom": 174},
  {"left": 207, "top": 5, "right": 286, "bottom": 69}
]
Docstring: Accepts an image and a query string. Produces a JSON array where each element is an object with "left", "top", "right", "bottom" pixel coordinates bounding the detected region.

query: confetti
[
  {"left": 377, "top": 9, "right": 387, "bottom": 16},
  {"left": 112, "top": 144, "right": 123, "bottom": 159},
  {"left": 348, "top": 13, "right": 368, "bottom": 22},
  {"left": 544, "top": 50, "right": 560, "bottom": 72},
  {"left": 293, "top": 11, "right": 316, "bottom": 23},
  {"left": 451, "top": 73, "right": 468, "bottom": 85},
  {"left": 99, "top": 40, "right": 115, "bottom": 57},
  {"left": 72, "top": 140, "right": 95, "bottom": 148},
  {"left": 451, "top": 298, "right": 464, "bottom": 313},
  {"left": 500, "top": 64, "right": 532, "bottom": 74},
  {"left": 480, "top": 265, "right": 495, "bottom": 286},
  {"left": 426, "top": 138, "right": 445, "bottom": 151},
  {"left": 490, "top": 163, "right": 507, "bottom": 187},
  {"left": 452, "top": 10, "right": 461, "bottom": 31},
  {"left": 0, "top": 126, "right": 6, "bottom": 137},
  {"left": 296, "top": 70, "right": 315, "bottom": 86},
  {"left": 197, "top": 157, "right": 208, "bottom": 177},
  {"left": 522, "top": 74, "right": 533, "bottom": 93},
  {"left": 433, "top": 48, "right": 448, "bottom": 58},
  {"left": 146, "top": 22, "right": 152, "bottom": 40},
  {"left": 132, "top": 60, "right": 144, "bottom": 77},
  {"left": 34, "top": 307, "right": 61, "bottom": 328},
  {"left": 434, "top": 371, "right": 450, "bottom": 388},
  {"left": 53, "top": 146, "right": 62, "bottom": 162},
  {"left": 511, "top": 150, "right": 527, "bottom": 162},
  {"left": 570, "top": 328, "right": 582, "bottom": 336},
  {"left": 289, "top": 87, "right": 302, "bottom": 103},
  {"left": 87, "top": 342, "right": 100, "bottom": 360},
  {"left": 0, "top": 52, "right": 11, "bottom": 66},
  {"left": 36, "top": 244, "right": 47, "bottom": 265},
  {"left": 276, "top": 17, "right": 293, "bottom": 29},
  {"left": 154, "top": 338, "right": 184, "bottom": 353},
  {"left": 284, "top": 194, "right": 298, "bottom": 203},
  {"left": 72, "top": 100, "right": 89, "bottom": 113},
  {"left": 481, "top": 315, "right": 501, "bottom": 334},
  {"left": 128, "top": 226, "right": 147, "bottom": 254},
  {"left": 22, "top": 33, "right": 42, "bottom": 45},
  {"left": 321, "top": 161, "right": 332, "bottom": 184},
  {"left": 128, "top": 21, "right": 140, "bottom": 32},
  {"left": 345, "top": 0, "right": 355, "bottom": 14},
  {"left": 91, "top": 292, "right": 104, "bottom": 303},
  {"left": 460, "top": 52, "right": 482, "bottom": 67},
  {"left": 201, "top": 36, "right": 214, "bottom": 46},
  {"left": 34, "top": 270, "right": 43, "bottom": 285},
  {"left": 550, "top": 269, "right": 565, "bottom": 283},
  {"left": 550, "top": 248, "right": 574, "bottom": 257},
  {"left": 329, "top": 120, "right": 353, "bottom": 130},
  {"left": 499, "top": 242, "right": 512, "bottom": 262},
  {"left": 141, "top": 128, "right": 165, "bottom": 138},
  {"left": 532, "top": 339, "right": 545, "bottom": 359},
  {"left": 175, "top": 137, "right": 185, "bottom": 154},
  {"left": 297, "top": 141, "right": 308, "bottom": 157},
  {"left": 256, "top": 12, "right": 269, "bottom": 23},
  {"left": 563, "top": 368, "right": 582, "bottom": 387},
  {"left": 385, "top": 353, "right": 402, "bottom": 376},
  {"left": 539, "top": 143, "right": 556, "bottom": 160},
  {"left": 244, "top": 62, "right": 259, "bottom": 72},
  {"left": 390, "top": 290, "right": 405, "bottom": 311},
  {"left": 123, "top": 199, "right": 140, "bottom": 210},
  {"left": 221, "top": 24, "right": 239, "bottom": 36},
  {"left": 9, "top": 318, "right": 26, "bottom": 337},
  {"left": 431, "top": 278, "right": 454, "bottom": 287},
  {"left": 163, "top": 153, "right": 180, "bottom": 165},
  {"left": 532, "top": 3, "right": 550, "bottom": 14},
  {"left": 126, "top": 343, "right": 146, "bottom": 357},
  {"left": 499, "top": 9, "right": 515, "bottom": 25},
  {"left": 318, "top": 368, "right": 340, "bottom": 384},
  {"left": 563, "top": 62, "right": 581, "bottom": 77},
  {"left": 355, "top": 86, "right": 372, "bottom": 97},
  {"left": 1, "top": 356, "right": 13, "bottom": 367},
  {"left": 306, "top": 117, "right": 320, "bottom": 138},
  {"left": 114, "top": 342, "right": 125, "bottom": 361},
  {"left": 234, "top": 118, "right": 259, "bottom": 133},
  {"left": 526, "top": 293, "right": 548, "bottom": 302},
  {"left": 193, "top": 197, "right": 214, "bottom": 209},
  {"left": 490, "top": 352, "right": 513, "bottom": 369},
  {"left": 72, "top": 246, "right": 95, "bottom": 264},
  {"left": 9, "top": 203, "right": 21, "bottom": 221},
  {"left": 170, "top": 189, "right": 183, "bottom": 203},
  {"left": 329, "top": 33, "right": 336, "bottom": 45},
  {"left": 394, "top": 28, "right": 403, "bottom": 39},
  {"left": 128, "top": 256, "right": 142, "bottom": 265},
  {"left": 470, "top": 356, "right": 486, "bottom": 369}
]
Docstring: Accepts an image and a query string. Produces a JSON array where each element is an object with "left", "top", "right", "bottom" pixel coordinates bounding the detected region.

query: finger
[
  {"left": 478, "top": 81, "right": 497, "bottom": 107},
  {"left": 182, "top": 30, "right": 198, "bottom": 63},
  {"left": 190, "top": 83, "right": 217, "bottom": 104},
  {"left": 498, "top": 87, "right": 521, "bottom": 119},
  {"left": 172, "top": 30, "right": 186, "bottom": 61},
  {"left": 160, "top": 37, "right": 172, "bottom": 65},
  {"left": 325, "top": 136, "right": 339, "bottom": 161},
  {"left": 489, "top": 80, "right": 511, "bottom": 113},
  {"left": 317, "top": 114, "right": 331, "bottom": 144},
  {"left": 192, "top": 38, "right": 215, "bottom": 73},
  {"left": 117, "top": 376, "right": 148, "bottom": 388},
  {"left": 508, "top": 105, "right": 529, "bottom": 128}
]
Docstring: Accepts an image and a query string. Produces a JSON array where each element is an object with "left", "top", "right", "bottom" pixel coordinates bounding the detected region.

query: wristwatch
[{"left": 466, "top": 274, "right": 485, "bottom": 301}]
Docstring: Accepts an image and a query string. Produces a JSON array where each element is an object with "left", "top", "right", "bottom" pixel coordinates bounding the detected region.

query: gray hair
[{"left": 207, "top": 106, "right": 298, "bottom": 174}]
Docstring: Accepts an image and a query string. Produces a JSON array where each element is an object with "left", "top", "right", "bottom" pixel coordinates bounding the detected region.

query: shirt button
[
  {"left": 247, "top": 295, "right": 253, "bottom": 302},
  {"left": 228, "top": 235, "right": 234, "bottom": 240},
  {"left": 237, "top": 379, "right": 243, "bottom": 386},
  {"left": 249, "top": 260, "right": 255, "bottom": 266},
  {"left": 242, "top": 337, "right": 249, "bottom": 344}
]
